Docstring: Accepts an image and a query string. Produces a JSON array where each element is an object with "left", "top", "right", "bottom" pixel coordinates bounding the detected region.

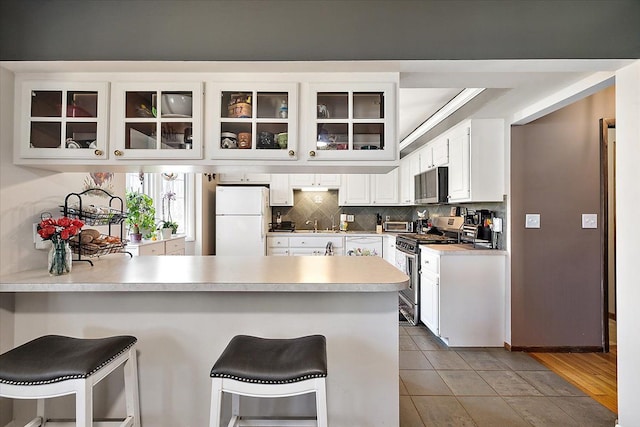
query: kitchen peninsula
[{"left": 0, "top": 255, "right": 408, "bottom": 427}]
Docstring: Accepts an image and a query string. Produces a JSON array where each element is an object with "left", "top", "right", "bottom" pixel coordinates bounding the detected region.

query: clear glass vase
[{"left": 48, "top": 239, "right": 72, "bottom": 276}]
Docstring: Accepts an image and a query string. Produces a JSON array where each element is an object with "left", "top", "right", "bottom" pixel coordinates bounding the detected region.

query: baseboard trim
[{"left": 508, "top": 345, "right": 604, "bottom": 353}]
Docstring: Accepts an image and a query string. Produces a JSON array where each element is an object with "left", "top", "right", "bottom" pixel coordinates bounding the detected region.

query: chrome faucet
[{"left": 305, "top": 219, "right": 318, "bottom": 232}]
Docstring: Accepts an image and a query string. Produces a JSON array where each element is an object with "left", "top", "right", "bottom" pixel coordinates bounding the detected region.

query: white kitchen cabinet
[
  {"left": 382, "top": 234, "right": 397, "bottom": 266},
  {"left": 399, "top": 151, "right": 420, "bottom": 205},
  {"left": 267, "top": 236, "right": 290, "bottom": 256},
  {"left": 269, "top": 174, "right": 293, "bottom": 206},
  {"left": 419, "top": 250, "right": 440, "bottom": 336},
  {"left": 339, "top": 174, "right": 371, "bottom": 205},
  {"left": 15, "top": 80, "right": 110, "bottom": 160},
  {"left": 447, "top": 119, "right": 504, "bottom": 203},
  {"left": 339, "top": 170, "right": 398, "bottom": 206},
  {"left": 289, "top": 174, "right": 341, "bottom": 188},
  {"left": 371, "top": 169, "right": 399, "bottom": 205},
  {"left": 111, "top": 82, "right": 203, "bottom": 160},
  {"left": 128, "top": 235, "right": 186, "bottom": 256},
  {"left": 289, "top": 235, "right": 344, "bottom": 256},
  {"left": 419, "top": 246, "right": 505, "bottom": 347},
  {"left": 306, "top": 82, "right": 396, "bottom": 162},
  {"left": 217, "top": 173, "right": 271, "bottom": 184},
  {"left": 207, "top": 82, "right": 298, "bottom": 160},
  {"left": 419, "top": 136, "right": 449, "bottom": 172}
]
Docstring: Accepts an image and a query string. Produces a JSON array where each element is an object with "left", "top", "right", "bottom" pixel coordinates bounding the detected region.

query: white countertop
[
  {"left": 421, "top": 243, "right": 507, "bottom": 255},
  {"left": 0, "top": 255, "right": 409, "bottom": 292}
]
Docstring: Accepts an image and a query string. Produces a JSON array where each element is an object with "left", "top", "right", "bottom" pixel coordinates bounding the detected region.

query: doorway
[{"left": 600, "top": 118, "right": 616, "bottom": 352}]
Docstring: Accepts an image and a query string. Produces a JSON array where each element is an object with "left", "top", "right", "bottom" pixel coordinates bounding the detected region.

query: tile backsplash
[{"left": 271, "top": 190, "right": 506, "bottom": 244}]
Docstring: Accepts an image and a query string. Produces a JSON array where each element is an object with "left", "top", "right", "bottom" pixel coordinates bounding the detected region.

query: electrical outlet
[
  {"left": 582, "top": 213, "right": 597, "bottom": 229},
  {"left": 525, "top": 214, "right": 540, "bottom": 229},
  {"left": 385, "top": 216, "right": 390, "bottom": 221},
  {"left": 33, "top": 223, "right": 49, "bottom": 250}
]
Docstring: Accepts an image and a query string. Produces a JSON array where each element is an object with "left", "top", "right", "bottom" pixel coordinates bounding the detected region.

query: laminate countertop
[{"left": 0, "top": 255, "right": 409, "bottom": 292}]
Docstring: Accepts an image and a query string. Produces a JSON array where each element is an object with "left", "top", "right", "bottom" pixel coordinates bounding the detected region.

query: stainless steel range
[{"left": 396, "top": 216, "right": 463, "bottom": 325}]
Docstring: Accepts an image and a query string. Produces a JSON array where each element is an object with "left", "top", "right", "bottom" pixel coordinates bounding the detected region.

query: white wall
[{"left": 615, "top": 60, "right": 640, "bottom": 427}]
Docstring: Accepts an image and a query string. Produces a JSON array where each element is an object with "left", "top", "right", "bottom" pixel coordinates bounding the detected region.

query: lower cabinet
[
  {"left": 128, "top": 236, "right": 186, "bottom": 256},
  {"left": 419, "top": 247, "right": 505, "bottom": 347},
  {"left": 382, "top": 234, "right": 397, "bottom": 266}
]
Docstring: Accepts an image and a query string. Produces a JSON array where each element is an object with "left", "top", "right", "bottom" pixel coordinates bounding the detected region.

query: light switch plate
[
  {"left": 347, "top": 214, "right": 354, "bottom": 222},
  {"left": 582, "top": 213, "right": 598, "bottom": 229},
  {"left": 525, "top": 214, "right": 541, "bottom": 229}
]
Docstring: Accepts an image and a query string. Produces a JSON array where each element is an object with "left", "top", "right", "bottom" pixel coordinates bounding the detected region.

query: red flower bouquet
[
  {"left": 38, "top": 216, "right": 84, "bottom": 275},
  {"left": 38, "top": 217, "right": 84, "bottom": 242}
]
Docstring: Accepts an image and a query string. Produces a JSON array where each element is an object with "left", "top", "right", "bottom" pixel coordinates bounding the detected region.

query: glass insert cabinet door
[
  {"left": 111, "top": 82, "right": 203, "bottom": 159},
  {"left": 18, "top": 81, "right": 109, "bottom": 159},
  {"left": 308, "top": 82, "right": 396, "bottom": 161},
  {"left": 207, "top": 82, "right": 298, "bottom": 160}
]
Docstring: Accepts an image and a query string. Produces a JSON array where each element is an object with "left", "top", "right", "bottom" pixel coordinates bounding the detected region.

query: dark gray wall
[
  {"left": 1, "top": 0, "right": 639, "bottom": 61},
  {"left": 510, "top": 85, "right": 615, "bottom": 348}
]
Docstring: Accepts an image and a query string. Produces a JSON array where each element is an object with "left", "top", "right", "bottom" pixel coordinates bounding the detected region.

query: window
[{"left": 126, "top": 172, "right": 195, "bottom": 240}]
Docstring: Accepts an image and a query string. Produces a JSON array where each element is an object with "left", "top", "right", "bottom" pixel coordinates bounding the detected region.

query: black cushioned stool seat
[
  {"left": 210, "top": 334, "right": 327, "bottom": 384},
  {"left": 209, "top": 334, "right": 328, "bottom": 427},
  {"left": 0, "top": 335, "right": 137, "bottom": 385},
  {"left": 0, "top": 335, "right": 140, "bottom": 427}
]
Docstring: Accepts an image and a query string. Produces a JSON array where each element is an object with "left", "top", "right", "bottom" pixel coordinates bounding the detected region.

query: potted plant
[
  {"left": 125, "top": 191, "right": 156, "bottom": 242},
  {"left": 157, "top": 220, "right": 178, "bottom": 239}
]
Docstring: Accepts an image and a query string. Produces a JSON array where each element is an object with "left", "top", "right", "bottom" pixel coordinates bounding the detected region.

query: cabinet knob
[
  {"left": 288, "top": 150, "right": 295, "bottom": 157},
  {"left": 114, "top": 150, "right": 123, "bottom": 157},
  {"left": 94, "top": 149, "right": 103, "bottom": 156},
  {"left": 309, "top": 150, "right": 316, "bottom": 157}
]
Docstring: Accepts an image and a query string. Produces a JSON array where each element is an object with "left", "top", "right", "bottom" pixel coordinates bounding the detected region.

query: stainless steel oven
[
  {"left": 396, "top": 240, "right": 420, "bottom": 324},
  {"left": 395, "top": 216, "right": 464, "bottom": 325}
]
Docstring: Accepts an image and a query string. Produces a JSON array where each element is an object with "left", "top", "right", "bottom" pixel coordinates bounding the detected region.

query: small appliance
[{"left": 383, "top": 221, "right": 414, "bottom": 233}]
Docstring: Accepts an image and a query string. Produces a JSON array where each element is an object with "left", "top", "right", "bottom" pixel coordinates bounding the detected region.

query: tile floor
[{"left": 399, "top": 322, "right": 617, "bottom": 426}]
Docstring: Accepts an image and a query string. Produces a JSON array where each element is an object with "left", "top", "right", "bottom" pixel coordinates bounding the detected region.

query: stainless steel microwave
[
  {"left": 383, "top": 221, "right": 414, "bottom": 232},
  {"left": 414, "top": 166, "right": 449, "bottom": 204}
]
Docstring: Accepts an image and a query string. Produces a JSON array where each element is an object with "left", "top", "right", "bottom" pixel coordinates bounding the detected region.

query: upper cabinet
[
  {"left": 447, "top": 119, "right": 504, "bottom": 203},
  {"left": 399, "top": 151, "right": 420, "bottom": 205},
  {"left": 16, "top": 80, "right": 109, "bottom": 160},
  {"left": 419, "top": 136, "right": 449, "bottom": 172},
  {"left": 305, "top": 82, "right": 396, "bottom": 162},
  {"left": 110, "top": 82, "right": 203, "bottom": 159},
  {"left": 289, "top": 174, "right": 341, "bottom": 188},
  {"left": 206, "top": 83, "right": 298, "bottom": 160}
]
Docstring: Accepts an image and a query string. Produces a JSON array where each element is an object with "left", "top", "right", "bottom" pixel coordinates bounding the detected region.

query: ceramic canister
[
  {"left": 237, "top": 132, "right": 251, "bottom": 149},
  {"left": 220, "top": 132, "right": 237, "bottom": 149},
  {"left": 277, "top": 132, "right": 288, "bottom": 149}
]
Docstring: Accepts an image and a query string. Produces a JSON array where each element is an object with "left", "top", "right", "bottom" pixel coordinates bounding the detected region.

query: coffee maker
[{"left": 463, "top": 209, "right": 495, "bottom": 247}]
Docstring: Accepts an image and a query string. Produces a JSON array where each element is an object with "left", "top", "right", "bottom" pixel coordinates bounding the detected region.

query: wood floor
[{"left": 530, "top": 320, "right": 618, "bottom": 414}]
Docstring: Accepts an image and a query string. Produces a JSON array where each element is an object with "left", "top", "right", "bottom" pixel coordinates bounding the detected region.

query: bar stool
[
  {"left": 209, "top": 335, "right": 328, "bottom": 427},
  {"left": 0, "top": 335, "right": 140, "bottom": 427}
]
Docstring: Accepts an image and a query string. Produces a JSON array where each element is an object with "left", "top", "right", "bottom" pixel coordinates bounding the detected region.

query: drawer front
[
  {"left": 420, "top": 251, "right": 440, "bottom": 275},
  {"left": 267, "top": 236, "right": 289, "bottom": 247},
  {"left": 165, "top": 237, "right": 185, "bottom": 253},
  {"left": 165, "top": 249, "right": 185, "bottom": 256},
  {"left": 138, "top": 241, "right": 165, "bottom": 256},
  {"left": 289, "top": 236, "right": 343, "bottom": 248},
  {"left": 267, "top": 248, "right": 290, "bottom": 256}
]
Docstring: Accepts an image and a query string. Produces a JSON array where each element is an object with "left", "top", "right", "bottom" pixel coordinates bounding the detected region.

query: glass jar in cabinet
[
  {"left": 110, "top": 82, "right": 203, "bottom": 159},
  {"left": 307, "top": 82, "right": 396, "bottom": 161},
  {"left": 206, "top": 82, "right": 298, "bottom": 160},
  {"left": 16, "top": 80, "right": 109, "bottom": 160}
]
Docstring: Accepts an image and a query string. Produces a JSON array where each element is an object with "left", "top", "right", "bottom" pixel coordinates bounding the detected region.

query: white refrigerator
[{"left": 215, "top": 186, "right": 271, "bottom": 256}]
